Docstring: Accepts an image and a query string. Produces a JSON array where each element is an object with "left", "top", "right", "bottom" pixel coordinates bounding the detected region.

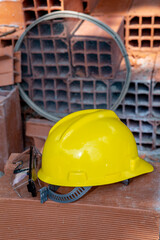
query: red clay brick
[
  {"left": 0, "top": 153, "right": 159, "bottom": 239},
  {"left": 0, "top": 88, "right": 23, "bottom": 171},
  {"left": 71, "top": 16, "right": 124, "bottom": 80},
  {"left": 25, "top": 118, "right": 54, "bottom": 138},
  {"left": 125, "top": 0, "right": 160, "bottom": 52}
]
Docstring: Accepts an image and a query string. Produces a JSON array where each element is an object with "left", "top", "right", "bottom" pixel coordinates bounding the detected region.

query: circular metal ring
[{"left": 14, "top": 10, "right": 131, "bottom": 122}]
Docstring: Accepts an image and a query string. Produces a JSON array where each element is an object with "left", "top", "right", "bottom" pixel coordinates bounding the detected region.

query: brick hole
[
  {"left": 30, "top": 39, "right": 41, "bottom": 51},
  {"left": 96, "top": 93, "right": 106, "bottom": 103},
  {"left": 33, "top": 66, "right": 44, "bottom": 77},
  {"left": 42, "top": 40, "right": 54, "bottom": 51},
  {"left": 56, "top": 79, "right": 67, "bottom": 90},
  {"left": 132, "top": 132, "right": 139, "bottom": 142},
  {"left": 142, "top": 28, "right": 151, "bottom": 36},
  {"left": 88, "top": 66, "right": 99, "bottom": 77},
  {"left": 84, "top": 104, "right": 94, "bottom": 109},
  {"left": 55, "top": 39, "right": 67, "bottom": 50},
  {"left": 46, "top": 66, "right": 57, "bottom": 77},
  {"left": 138, "top": 83, "right": 148, "bottom": 93},
  {"left": 33, "top": 79, "right": 42, "bottom": 88},
  {"left": 154, "top": 82, "right": 160, "bottom": 92},
  {"left": 24, "top": 11, "right": 36, "bottom": 22},
  {"left": 82, "top": 1, "right": 88, "bottom": 11},
  {"left": 19, "top": 42, "right": 26, "bottom": 51},
  {"left": 70, "top": 81, "right": 80, "bottom": 91},
  {"left": 37, "top": 10, "right": 48, "bottom": 18},
  {"left": 73, "top": 41, "right": 84, "bottom": 51},
  {"left": 59, "top": 66, "right": 69, "bottom": 76},
  {"left": 29, "top": 25, "right": 39, "bottom": 36},
  {"left": 142, "top": 121, "right": 153, "bottom": 132},
  {"left": 154, "top": 17, "right": 160, "bottom": 24},
  {"left": 142, "top": 132, "right": 152, "bottom": 142},
  {"left": 21, "top": 53, "right": 28, "bottom": 64},
  {"left": 83, "top": 93, "right": 94, "bottom": 103},
  {"left": 71, "top": 103, "right": 81, "bottom": 111},
  {"left": 74, "top": 53, "right": 84, "bottom": 64},
  {"left": 128, "top": 119, "right": 139, "bottom": 131},
  {"left": 87, "top": 54, "right": 98, "bottom": 64},
  {"left": 44, "top": 79, "right": 54, "bottom": 89},
  {"left": 121, "top": 118, "right": 127, "bottom": 125},
  {"left": 96, "top": 104, "right": 107, "bottom": 109},
  {"left": 23, "top": 0, "right": 34, "bottom": 8},
  {"left": 33, "top": 89, "right": 43, "bottom": 100},
  {"left": 45, "top": 90, "right": 55, "bottom": 100},
  {"left": 128, "top": 82, "right": 135, "bottom": 92},
  {"left": 153, "top": 107, "right": 160, "bottom": 117},
  {"left": 115, "top": 105, "right": 122, "bottom": 114},
  {"left": 125, "top": 105, "right": 135, "bottom": 114},
  {"left": 35, "top": 100, "right": 44, "bottom": 108},
  {"left": 83, "top": 81, "right": 93, "bottom": 92},
  {"left": 46, "top": 101, "right": 56, "bottom": 111},
  {"left": 57, "top": 53, "right": 69, "bottom": 64},
  {"left": 138, "top": 106, "right": 149, "bottom": 115},
  {"left": 154, "top": 28, "right": 160, "bottom": 36},
  {"left": 142, "top": 17, "right": 151, "bottom": 24},
  {"left": 86, "top": 41, "right": 97, "bottom": 51},
  {"left": 22, "top": 66, "right": 28, "bottom": 75},
  {"left": 71, "top": 92, "right": 81, "bottom": 102},
  {"left": 57, "top": 90, "right": 67, "bottom": 101},
  {"left": 157, "top": 125, "right": 160, "bottom": 133},
  {"left": 44, "top": 53, "right": 56, "bottom": 65},
  {"left": 129, "top": 40, "right": 138, "bottom": 47},
  {"left": 37, "top": 0, "right": 47, "bottom": 7},
  {"left": 141, "top": 143, "right": 153, "bottom": 149},
  {"left": 1, "top": 40, "right": 12, "bottom": 47},
  {"left": 21, "top": 80, "right": 29, "bottom": 91},
  {"left": 50, "top": 0, "right": 61, "bottom": 6},
  {"left": 111, "top": 82, "right": 122, "bottom": 92},
  {"left": 99, "top": 42, "right": 111, "bottom": 52},
  {"left": 130, "top": 16, "right": 139, "bottom": 25},
  {"left": 111, "top": 92, "right": 120, "bottom": 103},
  {"left": 96, "top": 81, "right": 107, "bottom": 92},
  {"left": 40, "top": 23, "right": 51, "bottom": 35},
  {"left": 100, "top": 54, "right": 111, "bottom": 64},
  {"left": 153, "top": 40, "right": 160, "bottom": 47},
  {"left": 52, "top": 22, "right": 64, "bottom": 35},
  {"left": 73, "top": 66, "right": 86, "bottom": 77},
  {"left": 138, "top": 94, "right": 148, "bottom": 104},
  {"left": 141, "top": 40, "right": 150, "bottom": 47},
  {"left": 125, "top": 93, "right": 135, "bottom": 104},
  {"left": 32, "top": 53, "right": 43, "bottom": 64},
  {"left": 153, "top": 95, "right": 160, "bottom": 103},
  {"left": 101, "top": 66, "right": 112, "bottom": 76},
  {"left": 129, "top": 29, "right": 139, "bottom": 36},
  {"left": 156, "top": 134, "right": 160, "bottom": 145}
]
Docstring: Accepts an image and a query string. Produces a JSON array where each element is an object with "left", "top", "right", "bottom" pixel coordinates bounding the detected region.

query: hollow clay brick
[
  {"left": 71, "top": 16, "right": 124, "bottom": 80},
  {"left": 110, "top": 53, "right": 156, "bottom": 118},
  {"left": 0, "top": 87, "right": 23, "bottom": 171},
  {"left": 0, "top": 153, "right": 159, "bottom": 240},
  {"left": 125, "top": 0, "right": 160, "bottom": 52},
  {"left": 0, "top": 46, "right": 21, "bottom": 86},
  {"left": 22, "top": 0, "right": 83, "bottom": 27}
]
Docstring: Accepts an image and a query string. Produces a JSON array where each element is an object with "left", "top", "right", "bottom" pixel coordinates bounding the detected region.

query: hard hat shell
[{"left": 38, "top": 109, "right": 153, "bottom": 187}]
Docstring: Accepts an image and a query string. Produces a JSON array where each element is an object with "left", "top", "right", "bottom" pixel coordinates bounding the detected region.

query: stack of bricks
[{"left": 20, "top": 16, "right": 124, "bottom": 114}]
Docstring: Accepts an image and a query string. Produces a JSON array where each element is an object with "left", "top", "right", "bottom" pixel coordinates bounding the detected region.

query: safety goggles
[{"left": 11, "top": 146, "right": 42, "bottom": 198}]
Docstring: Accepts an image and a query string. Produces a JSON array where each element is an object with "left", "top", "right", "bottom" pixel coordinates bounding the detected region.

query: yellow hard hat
[{"left": 38, "top": 109, "right": 153, "bottom": 188}]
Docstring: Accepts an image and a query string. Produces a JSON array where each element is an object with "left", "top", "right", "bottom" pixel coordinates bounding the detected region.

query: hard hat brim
[{"left": 38, "top": 157, "right": 154, "bottom": 187}]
